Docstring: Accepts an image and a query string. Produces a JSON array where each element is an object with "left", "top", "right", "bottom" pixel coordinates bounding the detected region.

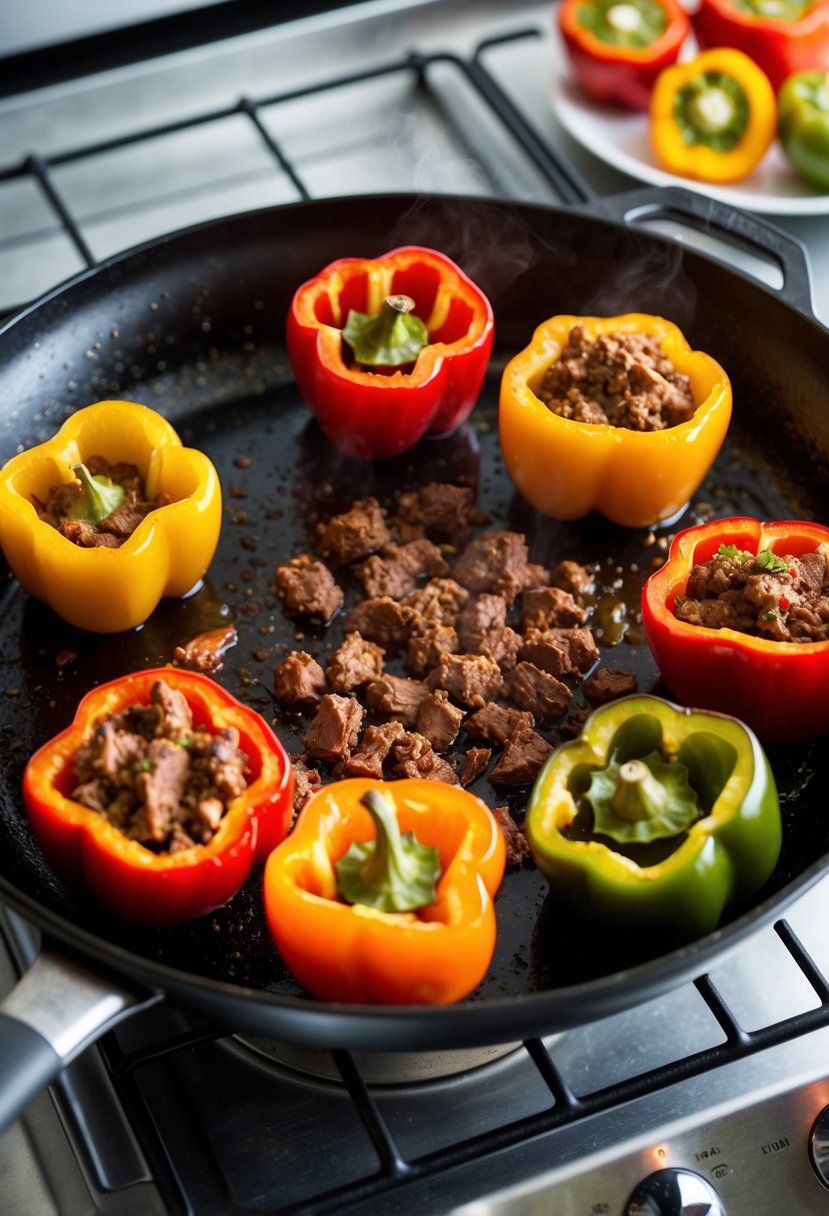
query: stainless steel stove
[{"left": 2, "top": 3, "right": 829, "bottom": 1213}]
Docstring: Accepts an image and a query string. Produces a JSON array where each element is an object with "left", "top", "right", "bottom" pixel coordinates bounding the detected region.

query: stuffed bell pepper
[
  {"left": 778, "top": 70, "right": 829, "bottom": 190},
  {"left": 263, "top": 776, "right": 506, "bottom": 1004},
  {"left": 23, "top": 668, "right": 294, "bottom": 923},
  {"left": 558, "top": 0, "right": 691, "bottom": 109},
  {"left": 649, "top": 48, "right": 777, "bottom": 182},
  {"left": 286, "top": 245, "right": 494, "bottom": 461},
  {"left": 498, "top": 313, "right": 731, "bottom": 528},
  {"left": 642, "top": 516, "right": 829, "bottom": 743},
  {"left": 0, "top": 400, "right": 222, "bottom": 633},
  {"left": 693, "top": 0, "right": 829, "bottom": 94},
  {"left": 526, "top": 694, "right": 782, "bottom": 941}
]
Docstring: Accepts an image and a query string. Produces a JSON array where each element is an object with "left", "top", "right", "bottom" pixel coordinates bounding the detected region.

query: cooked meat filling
[
  {"left": 538, "top": 326, "right": 695, "bottom": 431},
  {"left": 35, "top": 455, "right": 171, "bottom": 548},
  {"left": 71, "top": 679, "right": 249, "bottom": 853},
  {"left": 674, "top": 544, "right": 829, "bottom": 643}
]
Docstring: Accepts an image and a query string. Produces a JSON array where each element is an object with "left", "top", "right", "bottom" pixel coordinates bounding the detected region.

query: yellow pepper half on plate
[
  {"left": 498, "top": 314, "right": 732, "bottom": 529},
  {"left": 649, "top": 47, "right": 777, "bottom": 183},
  {"left": 0, "top": 400, "right": 221, "bottom": 633}
]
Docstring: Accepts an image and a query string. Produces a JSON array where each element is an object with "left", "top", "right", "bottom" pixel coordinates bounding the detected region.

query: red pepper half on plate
[
  {"left": 23, "top": 668, "right": 294, "bottom": 923},
  {"left": 558, "top": 0, "right": 691, "bottom": 110},
  {"left": 286, "top": 246, "right": 494, "bottom": 461},
  {"left": 642, "top": 517, "right": 829, "bottom": 742},
  {"left": 693, "top": 0, "right": 829, "bottom": 94}
]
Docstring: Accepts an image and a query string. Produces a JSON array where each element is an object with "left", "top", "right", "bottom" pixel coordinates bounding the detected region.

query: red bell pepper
[
  {"left": 642, "top": 517, "right": 829, "bottom": 743},
  {"left": 286, "top": 245, "right": 494, "bottom": 461},
  {"left": 23, "top": 668, "right": 294, "bottom": 923},
  {"left": 693, "top": 0, "right": 829, "bottom": 94},
  {"left": 558, "top": 0, "right": 691, "bottom": 110}
]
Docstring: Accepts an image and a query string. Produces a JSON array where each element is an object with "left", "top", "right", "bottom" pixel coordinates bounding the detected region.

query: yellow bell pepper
[
  {"left": 498, "top": 314, "right": 732, "bottom": 529},
  {"left": 0, "top": 400, "right": 221, "bottom": 633},
  {"left": 649, "top": 48, "right": 777, "bottom": 183}
]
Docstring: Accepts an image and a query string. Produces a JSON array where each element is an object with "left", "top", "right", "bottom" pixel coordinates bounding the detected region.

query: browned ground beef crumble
[
  {"left": 538, "top": 326, "right": 695, "bottom": 431},
  {"left": 71, "top": 679, "right": 249, "bottom": 853},
  {"left": 35, "top": 455, "right": 171, "bottom": 548},
  {"left": 273, "top": 481, "right": 638, "bottom": 864},
  {"left": 675, "top": 546, "right": 829, "bottom": 643}
]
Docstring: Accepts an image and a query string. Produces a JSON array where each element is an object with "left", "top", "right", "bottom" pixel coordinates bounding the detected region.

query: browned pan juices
[{"left": 1, "top": 196, "right": 828, "bottom": 1045}]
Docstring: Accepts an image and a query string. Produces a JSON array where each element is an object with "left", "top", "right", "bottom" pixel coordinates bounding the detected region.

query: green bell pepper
[
  {"left": 778, "top": 70, "right": 829, "bottom": 191},
  {"left": 525, "top": 695, "right": 782, "bottom": 942}
]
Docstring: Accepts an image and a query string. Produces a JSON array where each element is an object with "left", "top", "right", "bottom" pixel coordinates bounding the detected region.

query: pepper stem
[
  {"left": 609, "top": 759, "right": 668, "bottom": 822},
  {"left": 334, "top": 788, "right": 441, "bottom": 913},
  {"left": 67, "top": 462, "right": 125, "bottom": 525},
  {"left": 341, "top": 294, "right": 429, "bottom": 368},
  {"left": 587, "top": 750, "right": 701, "bottom": 845}
]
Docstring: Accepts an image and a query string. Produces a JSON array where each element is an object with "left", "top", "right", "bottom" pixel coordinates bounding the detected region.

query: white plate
[{"left": 551, "top": 63, "right": 829, "bottom": 217}]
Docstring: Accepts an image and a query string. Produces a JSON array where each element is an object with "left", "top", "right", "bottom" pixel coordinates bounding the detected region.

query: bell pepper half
[
  {"left": 693, "top": 0, "right": 829, "bottom": 94},
  {"left": 778, "top": 70, "right": 829, "bottom": 191},
  {"left": 642, "top": 516, "right": 829, "bottom": 743},
  {"left": 263, "top": 776, "right": 506, "bottom": 1004},
  {"left": 0, "top": 400, "right": 222, "bottom": 633},
  {"left": 22, "top": 667, "right": 294, "bottom": 924},
  {"left": 498, "top": 313, "right": 731, "bottom": 529},
  {"left": 286, "top": 245, "right": 494, "bottom": 461},
  {"left": 525, "top": 694, "right": 782, "bottom": 941},
  {"left": 558, "top": 0, "right": 691, "bottom": 110},
  {"left": 649, "top": 47, "right": 777, "bottom": 183}
]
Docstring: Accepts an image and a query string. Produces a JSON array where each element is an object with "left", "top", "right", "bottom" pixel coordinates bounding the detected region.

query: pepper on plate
[
  {"left": 557, "top": 0, "right": 691, "bottom": 110},
  {"left": 263, "top": 777, "right": 506, "bottom": 1004},
  {"left": 525, "top": 694, "right": 782, "bottom": 941},
  {"left": 649, "top": 48, "right": 777, "bottom": 182},
  {"left": 285, "top": 246, "right": 494, "bottom": 461},
  {"left": 778, "top": 70, "right": 829, "bottom": 190},
  {"left": 693, "top": 0, "right": 829, "bottom": 94},
  {"left": 641, "top": 516, "right": 829, "bottom": 743},
  {"left": 22, "top": 668, "right": 294, "bottom": 924},
  {"left": 498, "top": 313, "right": 731, "bottom": 528},
  {"left": 0, "top": 400, "right": 222, "bottom": 633}
]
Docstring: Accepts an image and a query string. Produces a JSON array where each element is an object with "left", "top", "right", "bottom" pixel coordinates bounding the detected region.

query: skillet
[{"left": 1, "top": 191, "right": 828, "bottom": 1130}]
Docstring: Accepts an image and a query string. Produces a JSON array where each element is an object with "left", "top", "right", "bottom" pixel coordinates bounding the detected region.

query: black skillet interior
[{"left": 1, "top": 193, "right": 829, "bottom": 1048}]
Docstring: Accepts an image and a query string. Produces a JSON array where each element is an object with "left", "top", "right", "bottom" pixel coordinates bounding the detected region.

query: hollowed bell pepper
[
  {"left": 263, "top": 777, "right": 506, "bottom": 1004},
  {"left": 22, "top": 667, "right": 294, "bottom": 923},
  {"left": 693, "top": 0, "right": 829, "bottom": 94},
  {"left": 778, "top": 70, "right": 829, "bottom": 190},
  {"left": 0, "top": 400, "right": 222, "bottom": 633},
  {"left": 649, "top": 48, "right": 777, "bottom": 182},
  {"left": 526, "top": 694, "right": 781, "bottom": 940},
  {"left": 286, "top": 246, "right": 494, "bottom": 461},
  {"left": 642, "top": 516, "right": 829, "bottom": 742},
  {"left": 558, "top": 0, "right": 691, "bottom": 110},
  {"left": 498, "top": 313, "right": 731, "bottom": 528}
]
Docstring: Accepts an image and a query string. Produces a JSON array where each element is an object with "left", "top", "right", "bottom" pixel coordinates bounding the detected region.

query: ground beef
[
  {"left": 302, "top": 694, "right": 364, "bottom": 761},
  {"left": 489, "top": 723, "right": 553, "bottom": 786},
  {"left": 342, "top": 722, "right": 408, "bottom": 779},
  {"left": 491, "top": 806, "right": 531, "bottom": 867},
  {"left": 35, "top": 456, "right": 172, "bottom": 549},
  {"left": 355, "top": 539, "right": 449, "bottom": 600},
  {"left": 365, "top": 674, "right": 431, "bottom": 727},
  {"left": 460, "top": 746, "right": 492, "bottom": 786},
  {"left": 583, "top": 667, "right": 638, "bottom": 705},
  {"left": 552, "top": 559, "right": 595, "bottom": 600},
  {"left": 318, "top": 497, "right": 391, "bottom": 564},
  {"left": 675, "top": 545, "right": 829, "bottom": 643},
  {"left": 465, "top": 702, "right": 534, "bottom": 746},
  {"left": 173, "top": 625, "right": 238, "bottom": 674},
  {"left": 538, "top": 325, "right": 695, "bottom": 431},
  {"left": 452, "top": 531, "right": 533, "bottom": 595},
  {"left": 402, "top": 577, "right": 469, "bottom": 624},
  {"left": 276, "top": 554, "right": 343, "bottom": 623},
  {"left": 395, "top": 482, "right": 486, "bottom": 545},
  {"left": 406, "top": 623, "right": 459, "bottom": 677},
  {"left": 325, "top": 632, "right": 385, "bottom": 693},
  {"left": 504, "top": 662, "right": 573, "bottom": 721},
  {"left": 275, "top": 651, "right": 328, "bottom": 705},
  {"left": 416, "top": 689, "right": 465, "bottom": 752},
  {"left": 521, "top": 586, "right": 585, "bottom": 632},
  {"left": 71, "top": 678, "right": 249, "bottom": 853},
  {"left": 342, "top": 597, "right": 419, "bottom": 647},
  {"left": 391, "top": 732, "right": 457, "bottom": 783},
  {"left": 426, "top": 653, "right": 504, "bottom": 707},
  {"left": 291, "top": 756, "right": 322, "bottom": 820}
]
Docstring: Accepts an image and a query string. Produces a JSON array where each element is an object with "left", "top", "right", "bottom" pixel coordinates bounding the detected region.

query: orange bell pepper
[
  {"left": 0, "top": 400, "right": 221, "bottom": 633},
  {"left": 262, "top": 777, "right": 506, "bottom": 1005},
  {"left": 498, "top": 313, "right": 732, "bottom": 529},
  {"left": 23, "top": 668, "right": 294, "bottom": 923}
]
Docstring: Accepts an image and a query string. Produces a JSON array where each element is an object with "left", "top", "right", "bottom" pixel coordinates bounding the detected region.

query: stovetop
[{"left": 2, "top": 3, "right": 829, "bottom": 1214}]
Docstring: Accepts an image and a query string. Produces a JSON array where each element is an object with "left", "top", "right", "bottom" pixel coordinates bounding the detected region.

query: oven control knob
[
  {"left": 625, "top": 1168, "right": 725, "bottom": 1215},
  {"left": 809, "top": 1105, "right": 829, "bottom": 1186}
]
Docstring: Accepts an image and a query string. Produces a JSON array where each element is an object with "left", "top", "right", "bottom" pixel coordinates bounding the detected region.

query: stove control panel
[
  {"left": 808, "top": 1106, "right": 829, "bottom": 1188},
  {"left": 625, "top": 1168, "right": 725, "bottom": 1215}
]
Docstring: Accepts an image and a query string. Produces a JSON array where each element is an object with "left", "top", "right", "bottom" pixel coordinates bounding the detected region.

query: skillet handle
[
  {"left": 591, "top": 185, "right": 818, "bottom": 322},
  {"left": 0, "top": 947, "right": 156, "bottom": 1133}
]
